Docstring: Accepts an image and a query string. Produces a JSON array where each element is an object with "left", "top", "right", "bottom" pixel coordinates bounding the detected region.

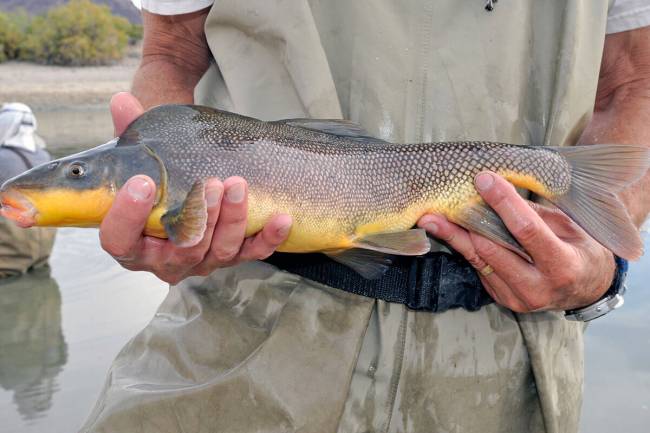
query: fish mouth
[{"left": 0, "top": 188, "right": 37, "bottom": 228}]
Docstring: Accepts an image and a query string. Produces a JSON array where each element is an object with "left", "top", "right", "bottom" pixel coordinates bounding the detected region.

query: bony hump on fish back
[{"left": 0, "top": 104, "right": 649, "bottom": 279}]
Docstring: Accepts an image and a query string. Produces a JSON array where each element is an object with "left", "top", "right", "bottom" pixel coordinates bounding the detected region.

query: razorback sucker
[{"left": 1, "top": 105, "right": 648, "bottom": 278}]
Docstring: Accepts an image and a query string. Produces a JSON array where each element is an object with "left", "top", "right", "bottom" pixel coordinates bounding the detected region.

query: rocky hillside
[{"left": 0, "top": 0, "right": 141, "bottom": 23}]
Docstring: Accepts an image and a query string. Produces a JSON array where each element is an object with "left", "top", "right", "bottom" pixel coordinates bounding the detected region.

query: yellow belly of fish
[
  {"left": 24, "top": 188, "right": 114, "bottom": 227},
  {"left": 143, "top": 205, "right": 168, "bottom": 238},
  {"left": 246, "top": 192, "right": 435, "bottom": 253}
]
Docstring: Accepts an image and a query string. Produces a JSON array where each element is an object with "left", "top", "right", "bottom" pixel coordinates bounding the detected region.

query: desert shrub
[
  {"left": 20, "top": 0, "right": 128, "bottom": 65},
  {"left": 0, "top": 11, "right": 24, "bottom": 62},
  {"left": 127, "top": 24, "right": 143, "bottom": 45},
  {"left": 18, "top": 0, "right": 137, "bottom": 66},
  {"left": 112, "top": 15, "right": 143, "bottom": 45}
]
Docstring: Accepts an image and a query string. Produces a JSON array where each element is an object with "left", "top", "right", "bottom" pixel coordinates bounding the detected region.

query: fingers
[
  {"left": 163, "top": 178, "right": 224, "bottom": 273},
  {"left": 207, "top": 177, "right": 249, "bottom": 263},
  {"left": 110, "top": 92, "right": 144, "bottom": 136},
  {"left": 192, "top": 178, "right": 291, "bottom": 275},
  {"left": 474, "top": 172, "right": 569, "bottom": 267},
  {"left": 418, "top": 214, "right": 490, "bottom": 271},
  {"left": 469, "top": 233, "right": 540, "bottom": 289},
  {"left": 238, "top": 214, "right": 292, "bottom": 261},
  {"left": 100, "top": 176, "right": 155, "bottom": 260},
  {"left": 419, "top": 188, "right": 612, "bottom": 313},
  {"left": 102, "top": 174, "right": 290, "bottom": 284},
  {"left": 190, "top": 178, "right": 224, "bottom": 252},
  {"left": 528, "top": 201, "right": 585, "bottom": 241},
  {"left": 419, "top": 213, "right": 535, "bottom": 312},
  {"left": 469, "top": 233, "right": 546, "bottom": 312},
  {"left": 478, "top": 274, "right": 530, "bottom": 313}
]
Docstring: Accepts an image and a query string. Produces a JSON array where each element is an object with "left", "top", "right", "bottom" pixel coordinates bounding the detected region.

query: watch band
[{"left": 565, "top": 256, "right": 628, "bottom": 322}]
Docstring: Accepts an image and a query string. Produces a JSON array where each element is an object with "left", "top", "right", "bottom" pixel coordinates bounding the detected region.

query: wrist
[
  {"left": 591, "top": 251, "right": 617, "bottom": 304},
  {"left": 132, "top": 61, "right": 199, "bottom": 108},
  {"left": 565, "top": 255, "right": 628, "bottom": 322}
]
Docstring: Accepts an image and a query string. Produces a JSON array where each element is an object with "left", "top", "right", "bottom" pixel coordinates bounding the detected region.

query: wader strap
[
  {"left": 3, "top": 146, "right": 35, "bottom": 170},
  {"left": 266, "top": 252, "right": 494, "bottom": 313}
]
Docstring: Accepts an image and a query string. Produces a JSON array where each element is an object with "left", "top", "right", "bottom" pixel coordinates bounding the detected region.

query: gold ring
[{"left": 479, "top": 264, "right": 494, "bottom": 276}]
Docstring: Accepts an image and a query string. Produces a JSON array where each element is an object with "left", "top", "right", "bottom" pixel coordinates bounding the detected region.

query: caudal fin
[{"left": 549, "top": 144, "right": 650, "bottom": 261}]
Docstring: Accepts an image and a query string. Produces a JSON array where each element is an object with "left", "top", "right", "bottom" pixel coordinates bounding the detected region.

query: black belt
[{"left": 266, "top": 250, "right": 494, "bottom": 313}]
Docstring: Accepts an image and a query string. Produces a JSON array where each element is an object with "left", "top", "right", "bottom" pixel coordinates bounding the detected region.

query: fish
[{"left": 1, "top": 105, "right": 649, "bottom": 278}]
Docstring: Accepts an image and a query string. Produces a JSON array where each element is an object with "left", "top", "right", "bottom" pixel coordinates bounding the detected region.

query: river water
[{"left": 0, "top": 228, "right": 167, "bottom": 433}]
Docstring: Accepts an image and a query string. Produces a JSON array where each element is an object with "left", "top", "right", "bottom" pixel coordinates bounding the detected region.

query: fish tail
[{"left": 547, "top": 144, "right": 650, "bottom": 260}]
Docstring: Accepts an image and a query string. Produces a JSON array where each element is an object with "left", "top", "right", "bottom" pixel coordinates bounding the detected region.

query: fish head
[{"left": 0, "top": 139, "right": 162, "bottom": 228}]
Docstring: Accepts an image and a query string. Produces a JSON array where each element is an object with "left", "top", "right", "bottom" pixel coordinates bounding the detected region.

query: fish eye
[{"left": 67, "top": 162, "right": 86, "bottom": 179}]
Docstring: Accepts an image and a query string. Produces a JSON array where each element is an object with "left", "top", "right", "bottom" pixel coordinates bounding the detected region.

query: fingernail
[
  {"left": 205, "top": 183, "right": 222, "bottom": 208},
  {"left": 277, "top": 224, "right": 291, "bottom": 238},
  {"left": 127, "top": 177, "right": 152, "bottom": 201},
  {"left": 226, "top": 182, "right": 245, "bottom": 203},
  {"left": 424, "top": 223, "right": 438, "bottom": 234},
  {"left": 475, "top": 173, "right": 495, "bottom": 191}
]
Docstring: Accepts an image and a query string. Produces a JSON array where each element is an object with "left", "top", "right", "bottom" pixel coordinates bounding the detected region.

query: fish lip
[{"left": 0, "top": 188, "right": 37, "bottom": 228}]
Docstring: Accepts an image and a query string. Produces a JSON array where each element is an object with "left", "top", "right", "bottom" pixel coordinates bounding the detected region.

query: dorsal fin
[{"left": 275, "top": 118, "right": 389, "bottom": 144}]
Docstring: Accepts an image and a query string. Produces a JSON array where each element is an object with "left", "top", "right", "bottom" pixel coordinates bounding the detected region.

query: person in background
[{"left": 0, "top": 103, "right": 56, "bottom": 279}]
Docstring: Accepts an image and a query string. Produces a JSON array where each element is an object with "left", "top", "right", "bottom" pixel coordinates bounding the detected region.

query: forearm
[
  {"left": 579, "top": 27, "right": 650, "bottom": 227},
  {"left": 132, "top": 61, "right": 202, "bottom": 108},
  {"left": 132, "top": 8, "right": 211, "bottom": 109}
]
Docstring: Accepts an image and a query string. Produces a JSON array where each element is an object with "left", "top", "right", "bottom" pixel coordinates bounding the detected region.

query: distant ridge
[{"left": 0, "top": 0, "right": 141, "bottom": 23}]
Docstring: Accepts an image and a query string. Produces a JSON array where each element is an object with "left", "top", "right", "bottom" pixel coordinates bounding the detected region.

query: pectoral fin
[
  {"left": 453, "top": 201, "right": 532, "bottom": 262},
  {"left": 161, "top": 180, "right": 208, "bottom": 248}
]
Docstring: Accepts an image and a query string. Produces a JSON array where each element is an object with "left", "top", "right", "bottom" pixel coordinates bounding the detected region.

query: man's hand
[
  {"left": 418, "top": 172, "right": 616, "bottom": 313},
  {"left": 418, "top": 26, "right": 650, "bottom": 313},
  {"left": 99, "top": 92, "right": 292, "bottom": 284}
]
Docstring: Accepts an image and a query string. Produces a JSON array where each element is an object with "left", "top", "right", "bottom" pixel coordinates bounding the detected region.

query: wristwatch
[{"left": 565, "top": 256, "right": 628, "bottom": 322}]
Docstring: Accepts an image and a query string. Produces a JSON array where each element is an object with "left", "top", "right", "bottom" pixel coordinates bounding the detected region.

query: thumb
[
  {"left": 99, "top": 175, "right": 156, "bottom": 259},
  {"left": 110, "top": 92, "right": 145, "bottom": 136}
]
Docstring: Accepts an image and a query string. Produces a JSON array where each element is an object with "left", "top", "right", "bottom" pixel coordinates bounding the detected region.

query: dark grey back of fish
[{"left": 117, "top": 105, "right": 567, "bottom": 227}]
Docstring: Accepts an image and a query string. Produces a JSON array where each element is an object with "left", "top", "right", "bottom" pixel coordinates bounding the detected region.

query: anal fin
[
  {"left": 353, "top": 229, "right": 431, "bottom": 256},
  {"left": 161, "top": 180, "right": 208, "bottom": 248},
  {"left": 324, "top": 249, "right": 393, "bottom": 279},
  {"left": 453, "top": 201, "right": 532, "bottom": 262}
]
